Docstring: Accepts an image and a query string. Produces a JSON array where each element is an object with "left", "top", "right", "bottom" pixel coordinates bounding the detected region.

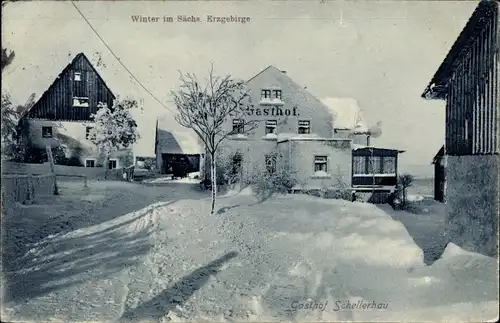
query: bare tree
[
  {"left": 172, "top": 67, "right": 257, "bottom": 214},
  {"left": 398, "top": 173, "right": 414, "bottom": 206}
]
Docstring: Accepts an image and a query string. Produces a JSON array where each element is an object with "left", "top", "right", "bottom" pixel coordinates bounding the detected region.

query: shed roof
[
  {"left": 422, "top": 0, "right": 499, "bottom": 100},
  {"left": 155, "top": 115, "right": 203, "bottom": 155},
  {"left": 431, "top": 145, "right": 445, "bottom": 164},
  {"left": 352, "top": 143, "right": 405, "bottom": 154}
]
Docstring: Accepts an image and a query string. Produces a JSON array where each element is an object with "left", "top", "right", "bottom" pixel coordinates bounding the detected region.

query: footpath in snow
[
  {"left": 116, "top": 187, "right": 499, "bottom": 322},
  {"left": 2, "top": 181, "right": 499, "bottom": 322}
]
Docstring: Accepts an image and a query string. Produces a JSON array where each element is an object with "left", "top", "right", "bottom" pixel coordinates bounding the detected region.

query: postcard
[{"left": 1, "top": 0, "right": 499, "bottom": 322}]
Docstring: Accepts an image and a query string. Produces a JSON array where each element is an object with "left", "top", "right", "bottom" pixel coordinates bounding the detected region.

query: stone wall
[{"left": 445, "top": 155, "right": 499, "bottom": 257}]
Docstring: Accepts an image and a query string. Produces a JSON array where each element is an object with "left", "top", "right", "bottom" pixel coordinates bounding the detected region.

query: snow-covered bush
[
  {"left": 323, "top": 164, "right": 352, "bottom": 200},
  {"left": 324, "top": 188, "right": 352, "bottom": 200},
  {"left": 249, "top": 160, "right": 297, "bottom": 201},
  {"left": 203, "top": 151, "right": 241, "bottom": 188},
  {"left": 89, "top": 98, "right": 139, "bottom": 177}
]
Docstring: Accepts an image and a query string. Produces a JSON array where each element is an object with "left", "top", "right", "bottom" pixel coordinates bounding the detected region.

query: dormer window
[
  {"left": 273, "top": 90, "right": 282, "bottom": 100},
  {"left": 261, "top": 89, "right": 272, "bottom": 100},
  {"left": 74, "top": 72, "right": 82, "bottom": 81},
  {"left": 73, "top": 97, "right": 89, "bottom": 108}
]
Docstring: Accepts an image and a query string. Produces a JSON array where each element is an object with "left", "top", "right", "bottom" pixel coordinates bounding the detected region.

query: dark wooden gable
[
  {"left": 25, "top": 53, "right": 116, "bottom": 121},
  {"left": 432, "top": 145, "right": 445, "bottom": 165}
]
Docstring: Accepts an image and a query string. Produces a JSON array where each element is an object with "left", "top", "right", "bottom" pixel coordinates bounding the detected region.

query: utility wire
[{"left": 71, "top": 1, "right": 176, "bottom": 114}]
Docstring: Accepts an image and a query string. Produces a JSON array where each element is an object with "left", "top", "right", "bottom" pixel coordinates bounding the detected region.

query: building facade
[
  {"left": 217, "top": 66, "right": 355, "bottom": 189},
  {"left": 19, "top": 53, "right": 132, "bottom": 169},
  {"left": 422, "top": 0, "right": 499, "bottom": 256},
  {"left": 215, "top": 66, "right": 403, "bottom": 197}
]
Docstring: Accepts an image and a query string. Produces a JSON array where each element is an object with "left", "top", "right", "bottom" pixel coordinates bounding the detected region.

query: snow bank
[
  {"left": 220, "top": 185, "right": 254, "bottom": 197},
  {"left": 143, "top": 176, "right": 200, "bottom": 184},
  {"left": 407, "top": 194, "right": 424, "bottom": 202},
  {"left": 4, "top": 183, "right": 497, "bottom": 322},
  {"left": 405, "top": 242, "right": 499, "bottom": 321}
]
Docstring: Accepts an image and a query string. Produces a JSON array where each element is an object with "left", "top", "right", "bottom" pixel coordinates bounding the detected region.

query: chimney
[
  {"left": 281, "top": 70, "right": 287, "bottom": 74},
  {"left": 366, "top": 135, "right": 371, "bottom": 146}
]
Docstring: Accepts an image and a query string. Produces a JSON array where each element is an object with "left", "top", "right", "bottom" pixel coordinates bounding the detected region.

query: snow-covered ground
[{"left": 2, "top": 181, "right": 498, "bottom": 322}]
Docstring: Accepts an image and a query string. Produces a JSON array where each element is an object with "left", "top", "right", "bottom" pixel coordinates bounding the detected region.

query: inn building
[{"left": 216, "top": 66, "right": 404, "bottom": 200}]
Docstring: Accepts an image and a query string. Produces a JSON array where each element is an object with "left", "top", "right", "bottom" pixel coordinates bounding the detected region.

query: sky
[{"left": 2, "top": 0, "right": 478, "bottom": 177}]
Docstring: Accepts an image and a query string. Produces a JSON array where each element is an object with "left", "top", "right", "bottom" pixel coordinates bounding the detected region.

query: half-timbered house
[
  {"left": 422, "top": 0, "right": 499, "bottom": 256},
  {"left": 18, "top": 53, "right": 133, "bottom": 169}
]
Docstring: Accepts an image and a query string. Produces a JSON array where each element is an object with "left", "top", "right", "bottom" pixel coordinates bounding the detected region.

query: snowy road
[{"left": 2, "top": 182, "right": 498, "bottom": 322}]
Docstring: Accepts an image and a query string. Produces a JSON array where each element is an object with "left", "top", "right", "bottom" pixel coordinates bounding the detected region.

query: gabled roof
[
  {"left": 431, "top": 145, "right": 445, "bottom": 164},
  {"left": 156, "top": 115, "right": 203, "bottom": 155},
  {"left": 247, "top": 66, "right": 330, "bottom": 110},
  {"left": 422, "top": 0, "right": 499, "bottom": 100},
  {"left": 21, "top": 52, "right": 116, "bottom": 119},
  {"left": 246, "top": 65, "right": 336, "bottom": 129},
  {"left": 321, "top": 97, "right": 368, "bottom": 133}
]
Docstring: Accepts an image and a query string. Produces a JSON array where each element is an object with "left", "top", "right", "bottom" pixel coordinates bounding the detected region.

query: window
[
  {"left": 265, "top": 120, "right": 277, "bottom": 134},
  {"left": 353, "top": 156, "right": 366, "bottom": 175},
  {"left": 42, "top": 126, "right": 53, "bottom": 138},
  {"left": 273, "top": 90, "right": 282, "bottom": 100},
  {"left": 74, "top": 71, "right": 82, "bottom": 81},
  {"left": 232, "top": 119, "right": 244, "bottom": 134},
  {"left": 86, "top": 126, "right": 95, "bottom": 140},
  {"left": 265, "top": 154, "right": 277, "bottom": 174},
  {"left": 73, "top": 97, "right": 89, "bottom": 107},
  {"left": 382, "top": 156, "right": 396, "bottom": 174},
  {"left": 232, "top": 153, "right": 243, "bottom": 175},
  {"left": 108, "top": 159, "right": 117, "bottom": 169},
  {"left": 298, "top": 120, "right": 311, "bottom": 134},
  {"left": 353, "top": 156, "right": 396, "bottom": 175},
  {"left": 314, "top": 156, "right": 328, "bottom": 173},
  {"left": 85, "top": 159, "right": 96, "bottom": 168},
  {"left": 261, "top": 89, "right": 272, "bottom": 100},
  {"left": 367, "top": 156, "right": 382, "bottom": 174}
]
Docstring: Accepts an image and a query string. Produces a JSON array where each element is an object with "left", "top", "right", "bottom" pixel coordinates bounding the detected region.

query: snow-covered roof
[
  {"left": 156, "top": 116, "right": 203, "bottom": 155},
  {"left": 321, "top": 97, "right": 368, "bottom": 133},
  {"left": 352, "top": 143, "right": 405, "bottom": 153},
  {"left": 277, "top": 133, "right": 351, "bottom": 143}
]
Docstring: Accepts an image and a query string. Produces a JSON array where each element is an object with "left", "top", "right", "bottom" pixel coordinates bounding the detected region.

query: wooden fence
[{"left": 1, "top": 173, "right": 57, "bottom": 205}]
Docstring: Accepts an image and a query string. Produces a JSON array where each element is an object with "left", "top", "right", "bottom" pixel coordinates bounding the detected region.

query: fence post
[
  {"left": 46, "top": 146, "right": 59, "bottom": 195},
  {"left": 26, "top": 174, "right": 35, "bottom": 204}
]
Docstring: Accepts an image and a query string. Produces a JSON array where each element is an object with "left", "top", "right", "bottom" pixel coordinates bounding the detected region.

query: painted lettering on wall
[{"left": 245, "top": 106, "right": 299, "bottom": 116}]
